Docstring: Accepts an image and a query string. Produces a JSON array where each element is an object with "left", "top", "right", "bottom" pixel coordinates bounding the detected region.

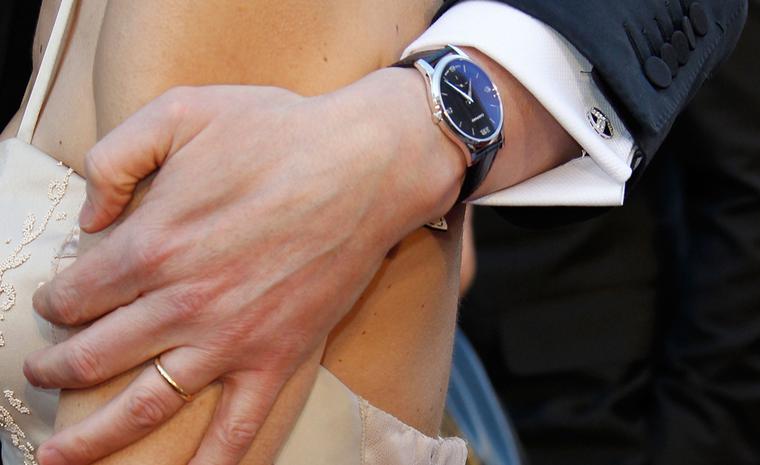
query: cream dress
[{"left": 0, "top": 1, "right": 466, "bottom": 464}]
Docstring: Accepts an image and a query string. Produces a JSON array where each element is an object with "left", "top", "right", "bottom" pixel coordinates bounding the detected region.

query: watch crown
[{"left": 432, "top": 109, "right": 443, "bottom": 123}]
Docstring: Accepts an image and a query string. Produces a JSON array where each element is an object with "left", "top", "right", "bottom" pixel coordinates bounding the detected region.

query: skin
[
  {"left": 460, "top": 207, "right": 477, "bottom": 295},
  {"left": 1, "top": 0, "right": 578, "bottom": 464}
]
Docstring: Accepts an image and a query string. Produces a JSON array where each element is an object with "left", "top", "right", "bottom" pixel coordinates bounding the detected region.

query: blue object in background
[{"left": 447, "top": 327, "right": 523, "bottom": 465}]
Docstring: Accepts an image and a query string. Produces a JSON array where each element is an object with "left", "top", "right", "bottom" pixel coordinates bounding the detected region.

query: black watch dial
[{"left": 438, "top": 57, "right": 502, "bottom": 142}]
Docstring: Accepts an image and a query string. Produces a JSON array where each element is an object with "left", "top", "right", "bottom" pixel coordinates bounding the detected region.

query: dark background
[
  {"left": 0, "top": 0, "right": 41, "bottom": 129},
  {"left": 462, "top": 6, "right": 760, "bottom": 465}
]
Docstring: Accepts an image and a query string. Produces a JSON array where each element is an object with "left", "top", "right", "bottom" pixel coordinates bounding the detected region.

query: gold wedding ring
[{"left": 153, "top": 356, "right": 194, "bottom": 402}]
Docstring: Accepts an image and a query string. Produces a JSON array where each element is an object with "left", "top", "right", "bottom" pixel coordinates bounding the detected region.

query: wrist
[
  {"left": 380, "top": 67, "right": 468, "bottom": 218},
  {"left": 396, "top": 67, "right": 470, "bottom": 209},
  {"left": 322, "top": 67, "right": 467, "bottom": 243}
]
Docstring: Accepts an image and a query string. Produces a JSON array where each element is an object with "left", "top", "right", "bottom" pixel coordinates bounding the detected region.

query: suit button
[
  {"left": 645, "top": 56, "right": 673, "bottom": 88},
  {"left": 660, "top": 43, "right": 679, "bottom": 76},
  {"left": 689, "top": 2, "right": 709, "bottom": 36},
  {"left": 682, "top": 16, "right": 697, "bottom": 49},
  {"left": 644, "top": 20, "right": 664, "bottom": 51},
  {"left": 671, "top": 31, "right": 690, "bottom": 65}
]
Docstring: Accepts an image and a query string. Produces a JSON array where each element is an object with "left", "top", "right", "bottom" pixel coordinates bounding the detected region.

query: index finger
[
  {"left": 79, "top": 86, "right": 200, "bottom": 233},
  {"left": 32, "top": 221, "right": 145, "bottom": 326}
]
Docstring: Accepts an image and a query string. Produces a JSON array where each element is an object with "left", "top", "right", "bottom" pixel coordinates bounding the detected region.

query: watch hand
[{"left": 444, "top": 79, "right": 474, "bottom": 103}]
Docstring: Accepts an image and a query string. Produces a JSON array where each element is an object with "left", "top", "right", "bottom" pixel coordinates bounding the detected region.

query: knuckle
[
  {"left": 46, "top": 279, "right": 81, "bottom": 325},
  {"left": 66, "top": 342, "right": 103, "bottom": 386},
  {"left": 160, "top": 86, "right": 194, "bottom": 121},
  {"left": 267, "top": 330, "right": 311, "bottom": 366},
  {"left": 192, "top": 347, "right": 224, "bottom": 373},
  {"left": 215, "top": 418, "right": 258, "bottom": 451},
  {"left": 167, "top": 286, "right": 209, "bottom": 322},
  {"left": 83, "top": 147, "right": 133, "bottom": 220},
  {"left": 125, "top": 385, "right": 173, "bottom": 431},
  {"left": 64, "top": 434, "right": 99, "bottom": 463},
  {"left": 84, "top": 145, "right": 116, "bottom": 189},
  {"left": 130, "top": 228, "right": 172, "bottom": 272}
]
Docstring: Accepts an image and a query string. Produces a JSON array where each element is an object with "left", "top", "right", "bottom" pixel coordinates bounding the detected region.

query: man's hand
[{"left": 25, "top": 69, "right": 465, "bottom": 465}]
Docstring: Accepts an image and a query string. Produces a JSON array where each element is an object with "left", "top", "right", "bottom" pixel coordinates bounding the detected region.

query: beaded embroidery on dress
[{"left": 0, "top": 1, "right": 85, "bottom": 463}]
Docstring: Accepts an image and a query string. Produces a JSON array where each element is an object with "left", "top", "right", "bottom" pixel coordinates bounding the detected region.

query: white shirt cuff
[{"left": 402, "top": 0, "right": 637, "bottom": 207}]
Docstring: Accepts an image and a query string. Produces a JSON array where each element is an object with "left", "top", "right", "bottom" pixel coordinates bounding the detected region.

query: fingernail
[
  {"left": 23, "top": 357, "right": 42, "bottom": 387},
  {"left": 78, "top": 198, "right": 94, "bottom": 229},
  {"left": 38, "top": 445, "right": 67, "bottom": 465}
]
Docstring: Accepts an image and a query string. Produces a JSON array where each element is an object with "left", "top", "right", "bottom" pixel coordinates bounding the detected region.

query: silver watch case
[{"left": 414, "top": 45, "right": 504, "bottom": 167}]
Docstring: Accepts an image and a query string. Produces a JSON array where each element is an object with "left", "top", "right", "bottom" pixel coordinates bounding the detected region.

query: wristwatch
[{"left": 393, "top": 45, "right": 504, "bottom": 203}]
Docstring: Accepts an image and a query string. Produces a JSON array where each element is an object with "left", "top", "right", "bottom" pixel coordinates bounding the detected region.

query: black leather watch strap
[
  {"left": 458, "top": 134, "right": 502, "bottom": 202},
  {"left": 392, "top": 46, "right": 453, "bottom": 68}
]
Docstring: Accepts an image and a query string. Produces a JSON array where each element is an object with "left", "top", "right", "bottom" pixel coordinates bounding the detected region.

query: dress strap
[{"left": 17, "top": 0, "right": 77, "bottom": 144}]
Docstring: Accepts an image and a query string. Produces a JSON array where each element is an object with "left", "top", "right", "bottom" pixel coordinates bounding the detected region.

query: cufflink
[{"left": 586, "top": 107, "right": 614, "bottom": 139}]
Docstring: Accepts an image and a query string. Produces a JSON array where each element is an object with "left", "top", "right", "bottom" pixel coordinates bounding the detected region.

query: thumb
[{"left": 79, "top": 87, "right": 199, "bottom": 232}]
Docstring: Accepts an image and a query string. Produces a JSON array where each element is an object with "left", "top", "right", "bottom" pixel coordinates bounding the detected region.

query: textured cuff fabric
[{"left": 403, "top": 0, "right": 637, "bottom": 206}]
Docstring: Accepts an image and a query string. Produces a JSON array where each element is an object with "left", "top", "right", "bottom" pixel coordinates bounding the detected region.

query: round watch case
[{"left": 413, "top": 47, "right": 504, "bottom": 167}]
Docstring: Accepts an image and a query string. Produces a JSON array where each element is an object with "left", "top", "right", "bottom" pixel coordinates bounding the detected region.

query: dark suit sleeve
[{"left": 434, "top": 0, "right": 747, "bottom": 223}]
